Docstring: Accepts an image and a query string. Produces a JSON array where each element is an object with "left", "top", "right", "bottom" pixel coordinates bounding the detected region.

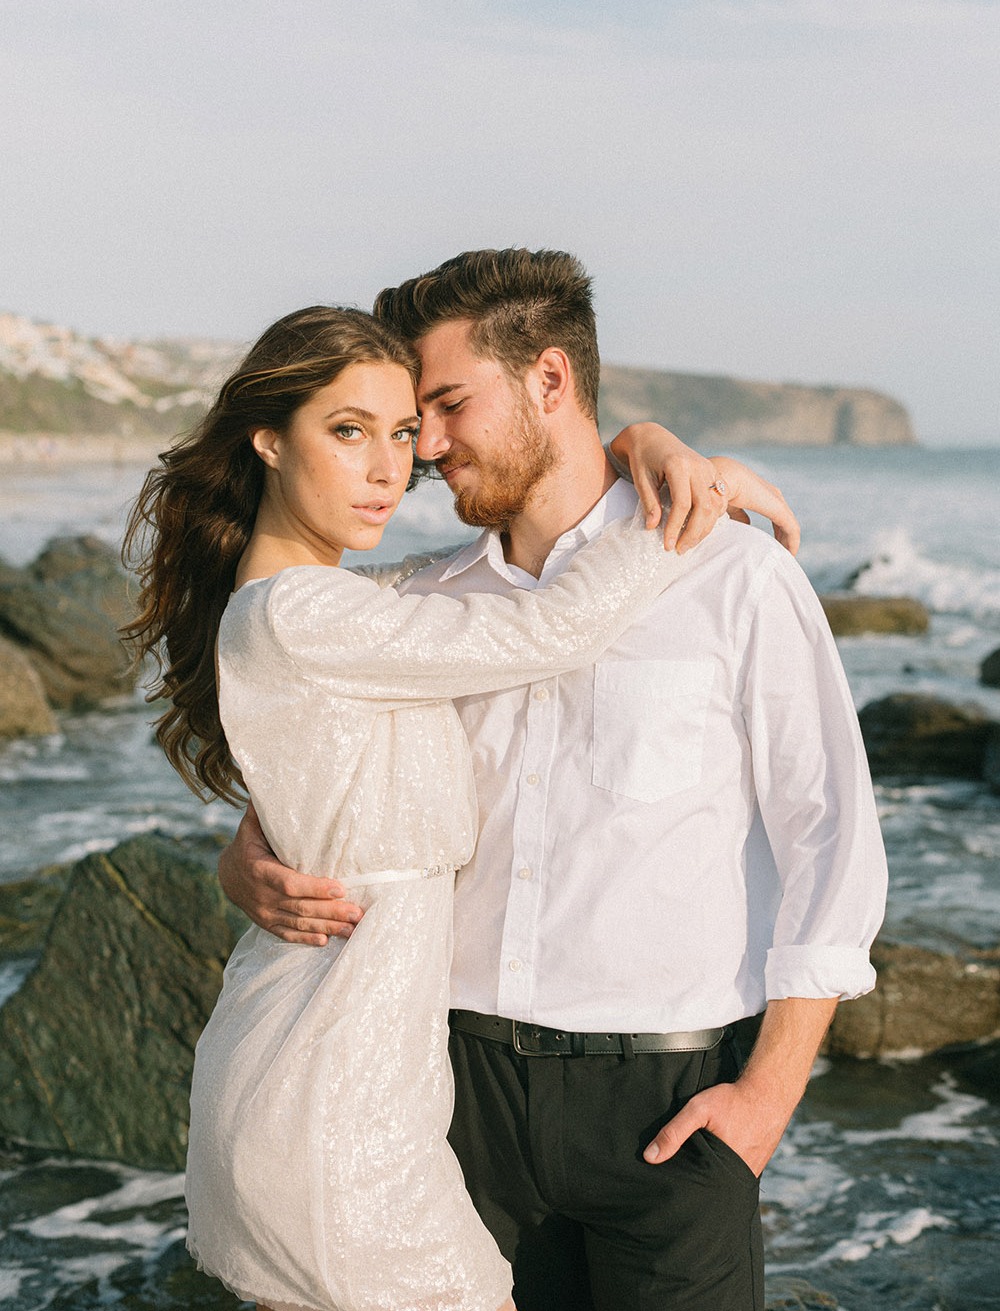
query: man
[{"left": 221, "top": 249, "right": 887, "bottom": 1309}]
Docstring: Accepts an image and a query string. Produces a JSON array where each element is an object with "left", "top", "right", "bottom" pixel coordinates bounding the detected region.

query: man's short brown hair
[{"left": 373, "top": 248, "right": 600, "bottom": 421}]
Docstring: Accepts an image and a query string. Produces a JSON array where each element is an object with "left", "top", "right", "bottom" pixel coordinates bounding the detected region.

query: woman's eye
[
  {"left": 393, "top": 426, "right": 419, "bottom": 443},
  {"left": 334, "top": 424, "right": 363, "bottom": 440}
]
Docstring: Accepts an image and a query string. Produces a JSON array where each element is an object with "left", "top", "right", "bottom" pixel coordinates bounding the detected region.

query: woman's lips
[{"left": 352, "top": 501, "right": 395, "bottom": 525}]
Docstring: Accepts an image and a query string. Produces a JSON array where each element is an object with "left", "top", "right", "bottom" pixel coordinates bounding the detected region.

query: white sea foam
[
  {"left": 0, "top": 960, "right": 34, "bottom": 1007},
  {"left": 0, "top": 1267, "right": 34, "bottom": 1300},
  {"left": 849, "top": 526, "right": 1000, "bottom": 625},
  {"left": 842, "top": 1075, "right": 993, "bottom": 1146},
  {"left": 15, "top": 1169, "right": 186, "bottom": 1243},
  {"left": 814, "top": 1207, "right": 953, "bottom": 1265},
  {"left": 761, "top": 1146, "right": 853, "bottom": 1215}
]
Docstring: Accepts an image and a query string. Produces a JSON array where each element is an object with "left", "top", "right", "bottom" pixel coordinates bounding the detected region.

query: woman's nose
[{"left": 369, "top": 440, "right": 407, "bottom": 484}]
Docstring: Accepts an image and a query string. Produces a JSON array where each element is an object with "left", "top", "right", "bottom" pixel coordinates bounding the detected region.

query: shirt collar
[{"left": 437, "top": 477, "right": 640, "bottom": 584}]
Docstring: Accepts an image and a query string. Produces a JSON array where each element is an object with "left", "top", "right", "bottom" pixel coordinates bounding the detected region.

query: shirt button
[
  {"left": 518, "top": 867, "right": 532, "bottom": 880},
  {"left": 526, "top": 773, "right": 540, "bottom": 786},
  {"left": 508, "top": 958, "right": 522, "bottom": 971},
  {"left": 534, "top": 688, "right": 549, "bottom": 702}
]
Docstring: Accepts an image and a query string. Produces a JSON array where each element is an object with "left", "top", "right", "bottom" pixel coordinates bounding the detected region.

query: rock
[
  {"left": 28, "top": 533, "right": 133, "bottom": 628},
  {"left": 942, "top": 1039, "right": 1000, "bottom": 1098},
  {"left": 982, "top": 647, "right": 1000, "bottom": 688},
  {"left": 819, "top": 593, "right": 929, "bottom": 637},
  {"left": 858, "top": 693, "right": 994, "bottom": 778},
  {"left": 0, "top": 561, "right": 135, "bottom": 709},
  {"left": 0, "top": 634, "right": 58, "bottom": 738},
  {"left": 0, "top": 866, "right": 69, "bottom": 960},
  {"left": 0, "top": 834, "right": 248, "bottom": 1170},
  {"left": 764, "top": 1276, "right": 840, "bottom": 1308},
  {"left": 825, "top": 939, "right": 1000, "bottom": 1059},
  {"left": 985, "top": 726, "right": 1000, "bottom": 795}
]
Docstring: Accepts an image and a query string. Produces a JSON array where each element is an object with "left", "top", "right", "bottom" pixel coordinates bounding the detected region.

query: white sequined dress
[{"left": 184, "top": 509, "right": 695, "bottom": 1311}]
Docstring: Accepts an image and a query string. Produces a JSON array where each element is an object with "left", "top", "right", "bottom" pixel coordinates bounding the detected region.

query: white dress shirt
[{"left": 402, "top": 479, "right": 887, "bottom": 1033}]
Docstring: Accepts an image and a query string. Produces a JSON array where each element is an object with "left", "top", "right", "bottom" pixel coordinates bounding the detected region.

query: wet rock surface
[{"left": 0, "top": 834, "right": 247, "bottom": 1170}]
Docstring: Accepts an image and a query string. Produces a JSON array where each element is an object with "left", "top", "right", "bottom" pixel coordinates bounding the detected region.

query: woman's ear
[{"left": 251, "top": 427, "right": 281, "bottom": 469}]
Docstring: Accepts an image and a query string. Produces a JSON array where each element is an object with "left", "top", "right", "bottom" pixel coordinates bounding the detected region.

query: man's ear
[
  {"left": 530, "top": 347, "right": 572, "bottom": 414},
  {"left": 251, "top": 427, "right": 281, "bottom": 469}
]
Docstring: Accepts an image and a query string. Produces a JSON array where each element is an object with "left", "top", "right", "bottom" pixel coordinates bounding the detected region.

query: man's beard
[{"left": 439, "top": 389, "right": 557, "bottom": 532}]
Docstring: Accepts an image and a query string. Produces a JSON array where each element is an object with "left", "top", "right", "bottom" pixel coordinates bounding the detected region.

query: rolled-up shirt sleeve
[{"left": 738, "top": 552, "right": 887, "bottom": 1001}]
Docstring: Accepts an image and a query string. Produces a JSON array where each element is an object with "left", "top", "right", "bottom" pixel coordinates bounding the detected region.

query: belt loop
[
  {"left": 621, "top": 1033, "right": 635, "bottom": 1060},
  {"left": 570, "top": 1031, "right": 586, "bottom": 1057}
]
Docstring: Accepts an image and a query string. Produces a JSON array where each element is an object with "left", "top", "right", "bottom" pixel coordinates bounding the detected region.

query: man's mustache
[{"left": 436, "top": 455, "right": 478, "bottom": 476}]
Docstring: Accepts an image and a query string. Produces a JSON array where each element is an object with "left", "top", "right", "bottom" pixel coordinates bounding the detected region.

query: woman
[{"left": 123, "top": 305, "right": 791, "bottom": 1311}]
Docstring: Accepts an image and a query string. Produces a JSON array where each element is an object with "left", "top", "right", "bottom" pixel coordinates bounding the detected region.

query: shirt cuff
[{"left": 765, "top": 945, "right": 877, "bottom": 1001}]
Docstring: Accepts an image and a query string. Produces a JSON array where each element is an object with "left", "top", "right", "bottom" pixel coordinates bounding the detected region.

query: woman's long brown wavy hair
[{"left": 121, "top": 305, "right": 422, "bottom": 805}]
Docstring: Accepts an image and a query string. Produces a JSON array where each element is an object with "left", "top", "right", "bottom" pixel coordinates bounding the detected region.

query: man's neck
[{"left": 501, "top": 432, "right": 617, "bottom": 578}]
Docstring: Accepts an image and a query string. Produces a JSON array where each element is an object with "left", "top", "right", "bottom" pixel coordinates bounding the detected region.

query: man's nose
[
  {"left": 415, "top": 413, "right": 450, "bottom": 461},
  {"left": 369, "top": 439, "right": 407, "bottom": 484}
]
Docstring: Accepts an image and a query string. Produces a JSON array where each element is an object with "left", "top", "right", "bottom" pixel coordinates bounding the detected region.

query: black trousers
[{"left": 448, "top": 1023, "right": 764, "bottom": 1311}]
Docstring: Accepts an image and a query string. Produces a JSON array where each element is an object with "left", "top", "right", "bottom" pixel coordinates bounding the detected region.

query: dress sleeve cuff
[{"left": 765, "top": 945, "right": 877, "bottom": 1001}]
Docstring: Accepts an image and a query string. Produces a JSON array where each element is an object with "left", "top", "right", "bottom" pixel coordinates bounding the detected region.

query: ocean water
[{"left": 1, "top": 445, "right": 999, "bottom": 1309}]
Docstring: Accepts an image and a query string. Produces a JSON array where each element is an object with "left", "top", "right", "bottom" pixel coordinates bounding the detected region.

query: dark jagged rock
[
  {"left": 985, "top": 726, "right": 1000, "bottom": 795},
  {"left": 942, "top": 1039, "right": 1000, "bottom": 1099},
  {"left": 858, "top": 692, "right": 994, "bottom": 778},
  {"left": 826, "top": 939, "right": 1000, "bottom": 1059},
  {"left": 28, "top": 533, "right": 134, "bottom": 628},
  {"left": 982, "top": 647, "right": 1000, "bottom": 688},
  {"left": 819, "top": 593, "right": 929, "bottom": 637},
  {"left": 0, "top": 548, "right": 135, "bottom": 709},
  {"left": 0, "top": 834, "right": 248, "bottom": 1170},
  {"left": 0, "top": 634, "right": 58, "bottom": 738}
]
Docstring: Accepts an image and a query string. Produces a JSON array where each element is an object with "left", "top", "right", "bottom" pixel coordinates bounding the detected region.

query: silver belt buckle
[{"left": 512, "top": 1021, "right": 536, "bottom": 1055}]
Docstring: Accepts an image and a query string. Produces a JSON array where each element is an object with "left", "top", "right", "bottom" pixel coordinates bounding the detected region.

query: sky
[{"left": 1, "top": 0, "right": 997, "bottom": 445}]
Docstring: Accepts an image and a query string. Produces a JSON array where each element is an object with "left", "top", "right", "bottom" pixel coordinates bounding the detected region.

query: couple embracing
[{"left": 125, "top": 248, "right": 886, "bottom": 1311}]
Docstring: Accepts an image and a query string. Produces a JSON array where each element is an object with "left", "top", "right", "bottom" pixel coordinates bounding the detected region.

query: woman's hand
[
  {"left": 608, "top": 423, "right": 723, "bottom": 553},
  {"left": 608, "top": 424, "right": 800, "bottom": 555},
  {"left": 708, "top": 456, "right": 800, "bottom": 555}
]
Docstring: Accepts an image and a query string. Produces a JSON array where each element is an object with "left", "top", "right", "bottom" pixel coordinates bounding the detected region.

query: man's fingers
[
  {"left": 263, "top": 922, "right": 334, "bottom": 946},
  {"left": 264, "top": 868, "right": 343, "bottom": 901},
  {"left": 644, "top": 1103, "right": 706, "bottom": 1164},
  {"left": 284, "top": 895, "right": 362, "bottom": 924}
]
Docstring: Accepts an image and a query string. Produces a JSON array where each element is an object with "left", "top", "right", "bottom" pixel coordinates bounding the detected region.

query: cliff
[
  {"left": 598, "top": 364, "right": 916, "bottom": 447},
  {"left": 0, "top": 311, "right": 916, "bottom": 449},
  {"left": 0, "top": 311, "right": 239, "bottom": 443}
]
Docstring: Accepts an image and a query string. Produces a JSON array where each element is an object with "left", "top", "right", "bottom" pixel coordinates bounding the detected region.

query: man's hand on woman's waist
[{"left": 218, "top": 803, "right": 363, "bottom": 945}]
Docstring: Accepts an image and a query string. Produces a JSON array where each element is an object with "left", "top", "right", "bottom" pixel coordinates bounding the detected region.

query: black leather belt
[{"left": 449, "top": 1009, "right": 725, "bottom": 1057}]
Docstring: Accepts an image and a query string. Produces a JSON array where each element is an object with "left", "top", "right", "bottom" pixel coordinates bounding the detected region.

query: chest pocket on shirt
[{"left": 592, "top": 659, "right": 715, "bottom": 803}]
